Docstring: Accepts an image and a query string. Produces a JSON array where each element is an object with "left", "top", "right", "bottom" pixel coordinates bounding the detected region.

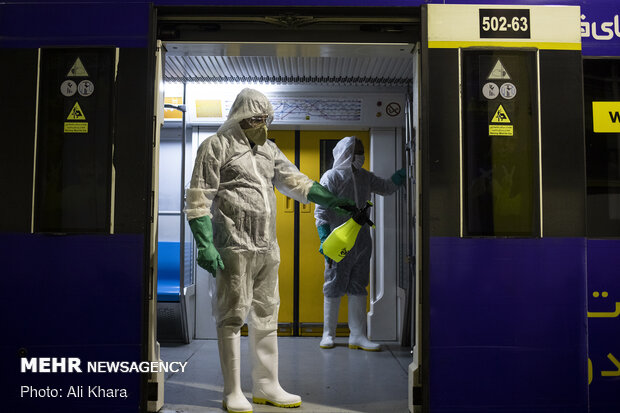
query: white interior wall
[
  {"left": 368, "top": 127, "right": 403, "bottom": 342},
  {"left": 158, "top": 128, "right": 182, "bottom": 243}
]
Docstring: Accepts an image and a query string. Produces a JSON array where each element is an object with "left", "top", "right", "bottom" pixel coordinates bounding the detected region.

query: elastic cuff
[{"left": 317, "top": 223, "right": 331, "bottom": 241}]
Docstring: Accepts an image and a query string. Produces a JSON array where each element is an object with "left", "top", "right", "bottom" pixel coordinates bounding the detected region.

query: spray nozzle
[{"left": 352, "top": 201, "right": 375, "bottom": 228}]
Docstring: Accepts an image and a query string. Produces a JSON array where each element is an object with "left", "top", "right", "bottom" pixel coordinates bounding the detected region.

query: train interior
[{"left": 154, "top": 38, "right": 419, "bottom": 412}]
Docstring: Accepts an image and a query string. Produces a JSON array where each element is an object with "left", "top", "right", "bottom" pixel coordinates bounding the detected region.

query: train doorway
[{"left": 149, "top": 6, "right": 421, "bottom": 413}]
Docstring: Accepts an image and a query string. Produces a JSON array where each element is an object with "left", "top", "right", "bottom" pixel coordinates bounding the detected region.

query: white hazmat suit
[
  {"left": 186, "top": 89, "right": 315, "bottom": 330},
  {"left": 186, "top": 88, "right": 315, "bottom": 412},
  {"left": 314, "top": 136, "right": 401, "bottom": 351}
]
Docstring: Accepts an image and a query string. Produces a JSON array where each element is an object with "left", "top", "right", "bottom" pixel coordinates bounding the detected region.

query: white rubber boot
[
  {"left": 250, "top": 328, "right": 302, "bottom": 408},
  {"left": 320, "top": 296, "right": 341, "bottom": 349},
  {"left": 347, "top": 295, "right": 381, "bottom": 351},
  {"left": 217, "top": 326, "right": 253, "bottom": 413}
]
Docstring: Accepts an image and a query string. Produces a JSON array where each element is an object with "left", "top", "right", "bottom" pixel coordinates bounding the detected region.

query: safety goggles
[{"left": 246, "top": 115, "right": 272, "bottom": 127}]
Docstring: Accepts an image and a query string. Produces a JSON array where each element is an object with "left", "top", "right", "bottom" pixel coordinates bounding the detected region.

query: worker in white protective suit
[
  {"left": 185, "top": 88, "right": 355, "bottom": 413},
  {"left": 315, "top": 136, "right": 406, "bottom": 351}
]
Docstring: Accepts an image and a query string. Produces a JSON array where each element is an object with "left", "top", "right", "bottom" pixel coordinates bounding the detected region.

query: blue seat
[{"left": 157, "top": 242, "right": 180, "bottom": 302}]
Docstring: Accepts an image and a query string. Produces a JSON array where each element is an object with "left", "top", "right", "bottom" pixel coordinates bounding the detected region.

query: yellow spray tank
[{"left": 322, "top": 201, "right": 375, "bottom": 263}]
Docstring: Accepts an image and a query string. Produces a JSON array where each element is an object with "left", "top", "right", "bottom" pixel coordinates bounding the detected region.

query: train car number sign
[{"left": 479, "top": 9, "right": 531, "bottom": 39}]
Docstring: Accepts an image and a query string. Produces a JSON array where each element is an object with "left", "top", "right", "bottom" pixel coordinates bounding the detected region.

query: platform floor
[{"left": 160, "top": 337, "right": 411, "bottom": 413}]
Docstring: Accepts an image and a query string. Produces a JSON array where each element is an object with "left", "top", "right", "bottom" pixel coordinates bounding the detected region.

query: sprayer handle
[{"left": 362, "top": 200, "right": 375, "bottom": 228}]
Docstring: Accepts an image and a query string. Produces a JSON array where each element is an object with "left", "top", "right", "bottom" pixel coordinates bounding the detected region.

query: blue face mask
[{"left": 352, "top": 154, "right": 365, "bottom": 169}]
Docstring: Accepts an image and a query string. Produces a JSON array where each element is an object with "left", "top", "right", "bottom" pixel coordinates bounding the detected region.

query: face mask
[
  {"left": 243, "top": 125, "right": 268, "bottom": 146},
  {"left": 352, "top": 154, "right": 365, "bottom": 170}
]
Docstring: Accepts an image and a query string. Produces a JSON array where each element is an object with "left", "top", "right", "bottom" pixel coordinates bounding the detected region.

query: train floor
[{"left": 159, "top": 337, "right": 411, "bottom": 413}]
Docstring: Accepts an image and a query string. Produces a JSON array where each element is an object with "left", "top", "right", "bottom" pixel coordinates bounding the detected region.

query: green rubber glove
[
  {"left": 188, "top": 215, "right": 225, "bottom": 276},
  {"left": 307, "top": 182, "right": 356, "bottom": 216},
  {"left": 391, "top": 168, "right": 406, "bottom": 186},
  {"left": 317, "top": 224, "right": 331, "bottom": 255}
]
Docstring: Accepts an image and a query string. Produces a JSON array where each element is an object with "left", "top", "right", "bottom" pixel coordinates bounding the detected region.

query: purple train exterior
[{"left": 1, "top": 1, "right": 618, "bottom": 412}]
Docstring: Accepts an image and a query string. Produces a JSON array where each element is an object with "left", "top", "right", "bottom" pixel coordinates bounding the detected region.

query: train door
[
  {"left": 271, "top": 130, "right": 297, "bottom": 335},
  {"left": 419, "top": 4, "right": 586, "bottom": 412},
  {"left": 0, "top": 38, "right": 158, "bottom": 412},
  {"left": 407, "top": 43, "right": 422, "bottom": 413},
  {"left": 150, "top": 41, "right": 167, "bottom": 411},
  {"left": 184, "top": 124, "right": 403, "bottom": 340},
  {"left": 154, "top": 7, "right": 420, "bottom": 411}
]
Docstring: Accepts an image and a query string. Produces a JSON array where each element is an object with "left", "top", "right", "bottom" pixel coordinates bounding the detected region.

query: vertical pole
[
  {"left": 293, "top": 130, "right": 301, "bottom": 336},
  {"left": 179, "top": 83, "right": 187, "bottom": 294}
]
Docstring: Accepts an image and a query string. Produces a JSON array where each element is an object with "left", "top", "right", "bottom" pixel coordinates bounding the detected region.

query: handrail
[
  {"left": 159, "top": 210, "right": 181, "bottom": 216},
  {"left": 164, "top": 85, "right": 189, "bottom": 297},
  {"left": 370, "top": 197, "right": 385, "bottom": 306}
]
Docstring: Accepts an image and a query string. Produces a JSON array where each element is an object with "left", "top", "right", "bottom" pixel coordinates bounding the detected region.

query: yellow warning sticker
[
  {"left": 64, "top": 122, "right": 88, "bottom": 133},
  {"left": 592, "top": 101, "right": 620, "bottom": 133},
  {"left": 491, "top": 104, "right": 511, "bottom": 123},
  {"left": 67, "top": 57, "right": 89, "bottom": 77},
  {"left": 489, "top": 125, "right": 514, "bottom": 136},
  {"left": 67, "top": 102, "right": 86, "bottom": 120}
]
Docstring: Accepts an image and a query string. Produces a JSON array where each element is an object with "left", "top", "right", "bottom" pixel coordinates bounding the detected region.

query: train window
[
  {"left": 584, "top": 59, "right": 620, "bottom": 237},
  {"left": 319, "top": 139, "right": 339, "bottom": 177},
  {"left": 462, "top": 50, "right": 540, "bottom": 237},
  {"left": 34, "top": 48, "right": 114, "bottom": 233}
]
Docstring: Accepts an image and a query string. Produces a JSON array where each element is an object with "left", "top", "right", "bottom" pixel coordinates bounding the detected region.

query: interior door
[
  {"left": 191, "top": 129, "right": 370, "bottom": 337},
  {"left": 271, "top": 130, "right": 296, "bottom": 335}
]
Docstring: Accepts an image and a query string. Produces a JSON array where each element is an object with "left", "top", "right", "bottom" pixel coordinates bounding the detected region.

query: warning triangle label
[
  {"left": 67, "top": 102, "right": 86, "bottom": 120},
  {"left": 487, "top": 59, "right": 511, "bottom": 80},
  {"left": 67, "top": 57, "right": 89, "bottom": 77},
  {"left": 491, "top": 104, "right": 510, "bottom": 123}
]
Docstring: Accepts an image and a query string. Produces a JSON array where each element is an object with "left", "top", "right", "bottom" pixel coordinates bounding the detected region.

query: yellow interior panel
[
  {"left": 298, "top": 131, "right": 370, "bottom": 331},
  {"left": 270, "top": 130, "right": 296, "bottom": 328}
]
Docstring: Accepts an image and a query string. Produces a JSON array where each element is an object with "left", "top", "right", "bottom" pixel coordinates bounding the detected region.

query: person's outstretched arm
[{"left": 272, "top": 145, "right": 355, "bottom": 215}]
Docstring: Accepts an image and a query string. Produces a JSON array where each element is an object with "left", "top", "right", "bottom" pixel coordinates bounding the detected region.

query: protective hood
[
  {"left": 331, "top": 136, "right": 357, "bottom": 170},
  {"left": 218, "top": 88, "right": 274, "bottom": 135}
]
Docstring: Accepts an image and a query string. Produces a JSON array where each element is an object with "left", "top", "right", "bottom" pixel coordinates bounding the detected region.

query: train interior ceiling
[{"left": 156, "top": 30, "right": 419, "bottom": 345}]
